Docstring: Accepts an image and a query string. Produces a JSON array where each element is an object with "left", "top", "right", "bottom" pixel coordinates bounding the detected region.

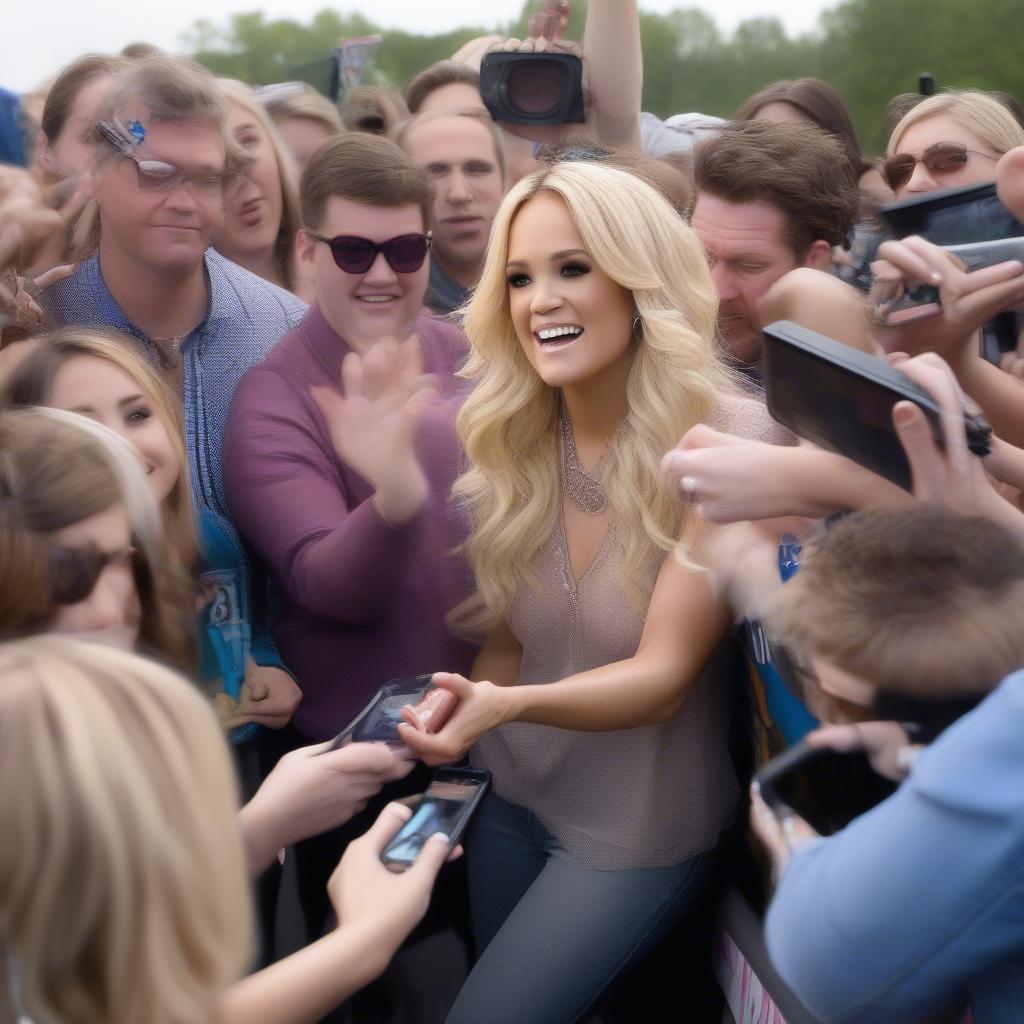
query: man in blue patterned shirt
[{"left": 39, "top": 55, "right": 307, "bottom": 729}]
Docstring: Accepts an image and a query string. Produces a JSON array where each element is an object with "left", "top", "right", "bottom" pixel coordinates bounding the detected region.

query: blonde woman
[
  {"left": 0, "top": 637, "right": 454, "bottom": 1024},
  {"left": 214, "top": 80, "right": 311, "bottom": 301},
  {"left": 883, "top": 89, "right": 1024, "bottom": 197},
  {"left": 398, "top": 161, "right": 782, "bottom": 1022}
]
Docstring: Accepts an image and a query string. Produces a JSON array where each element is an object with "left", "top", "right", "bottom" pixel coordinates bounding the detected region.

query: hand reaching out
[
  {"left": 240, "top": 741, "right": 416, "bottom": 874},
  {"left": 311, "top": 335, "right": 439, "bottom": 524},
  {"left": 397, "top": 672, "right": 513, "bottom": 767}
]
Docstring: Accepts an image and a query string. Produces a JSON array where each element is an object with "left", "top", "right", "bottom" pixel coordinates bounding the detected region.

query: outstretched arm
[
  {"left": 583, "top": 0, "right": 643, "bottom": 149},
  {"left": 399, "top": 544, "right": 729, "bottom": 765}
]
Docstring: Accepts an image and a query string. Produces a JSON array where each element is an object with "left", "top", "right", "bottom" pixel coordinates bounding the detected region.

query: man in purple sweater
[{"left": 223, "top": 132, "right": 477, "bottom": 746}]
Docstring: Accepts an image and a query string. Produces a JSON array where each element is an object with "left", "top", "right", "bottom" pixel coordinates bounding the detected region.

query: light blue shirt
[{"left": 765, "top": 669, "right": 1024, "bottom": 1023}]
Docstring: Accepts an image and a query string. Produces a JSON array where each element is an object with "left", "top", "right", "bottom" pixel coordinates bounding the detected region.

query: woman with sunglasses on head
[
  {"left": 2, "top": 327, "right": 305, "bottom": 740},
  {"left": 0, "top": 359, "right": 420, "bottom": 959},
  {"left": 0, "top": 404, "right": 192, "bottom": 663},
  {"left": 883, "top": 89, "right": 1024, "bottom": 198}
]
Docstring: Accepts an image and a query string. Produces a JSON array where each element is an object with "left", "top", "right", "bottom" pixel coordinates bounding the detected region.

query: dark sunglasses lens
[
  {"left": 883, "top": 155, "right": 915, "bottom": 190},
  {"left": 926, "top": 144, "right": 969, "bottom": 174},
  {"left": 383, "top": 235, "right": 429, "bottom": 273},
  {"left": 330, "top": 237, "right": 376, "bottom": 274},
  {"left": 51, "top": 546, "right": 105, "bottom": 605}
]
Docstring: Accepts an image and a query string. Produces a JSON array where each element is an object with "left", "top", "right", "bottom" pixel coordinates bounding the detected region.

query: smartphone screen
[
  {"left": 325, "top": 675, "right": 437, "bottom": 751},
  {"left": 757, "top": 743, "right": 898, "bottom": 836},
  {"left": 380, "top": 769, "right": 490, "bottom": 872}
]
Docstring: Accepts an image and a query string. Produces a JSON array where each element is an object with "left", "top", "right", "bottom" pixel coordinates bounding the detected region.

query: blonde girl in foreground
[{"left": 0, "top": 637, "right": 454, "bottom": 1024}]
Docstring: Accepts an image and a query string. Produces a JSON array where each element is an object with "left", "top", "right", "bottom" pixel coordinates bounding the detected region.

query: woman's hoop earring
[{"left": 632, "top": 314, "right": 643, "bottom": 340}]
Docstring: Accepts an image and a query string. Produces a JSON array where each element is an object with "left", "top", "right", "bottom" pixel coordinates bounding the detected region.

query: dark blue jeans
[{"left": 446, "top": 792, "right": 715, "bottom": 1024}]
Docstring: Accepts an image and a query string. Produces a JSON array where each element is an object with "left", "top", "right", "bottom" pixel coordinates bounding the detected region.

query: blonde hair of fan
[{"left": 0, "top": 636, "right": 251, "bottom": 1024}]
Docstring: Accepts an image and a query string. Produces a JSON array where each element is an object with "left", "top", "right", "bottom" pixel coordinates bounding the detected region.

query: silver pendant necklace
[{"left": 559, "top": 401, "right": 610, "bottom": 516}]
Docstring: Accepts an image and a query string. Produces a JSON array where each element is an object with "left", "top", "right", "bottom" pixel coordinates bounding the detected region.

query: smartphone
[
  {"left": 874, "top": 183, "right": 1024, "bottom": 325},
  {"left": 944, "top": 236, "right": 1024, "bottom": 272},
  {"left": 756, "top": 740, "right": 898, "bottom": 836},
  {"left": 878, "top": 180, "right": 1024, "bottom": 246},
  {"left": 761, "top": 320, "right": 992, "bottom": 490},
  {"left": 880, "top": 238, "right": 1024, "bottom": 325},
  {"left": 479, "top": 52, "right": 585, "bottom": 125},
  {"left": 380, "top": 768, "right": 491, "bottom": 872},
  {"left": 325, "top": 675, "right": 457, "bottom": 751}
]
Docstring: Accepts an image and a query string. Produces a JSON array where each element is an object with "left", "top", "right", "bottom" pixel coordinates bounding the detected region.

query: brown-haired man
[
  {"left": 223, "top": 131, "right": 475, "bottom": 957},
  {"left": 691, "top": 120, "right": 860, "bottom": 375},
  {"left": 398, "top": 111, "right": 507, "bottom": 316},
  {"left": 224, "top": 131, "right": 475, "bottom": 746}
]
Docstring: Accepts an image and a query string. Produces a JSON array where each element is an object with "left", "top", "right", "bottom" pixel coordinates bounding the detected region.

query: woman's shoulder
[{"left": 708, "top": 394, "right": 796, "bottom": 446}]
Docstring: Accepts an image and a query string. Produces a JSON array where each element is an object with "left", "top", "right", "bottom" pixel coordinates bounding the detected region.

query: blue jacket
[{"left": 766, "top": 669, "right": 1024, "bottom": 1023}]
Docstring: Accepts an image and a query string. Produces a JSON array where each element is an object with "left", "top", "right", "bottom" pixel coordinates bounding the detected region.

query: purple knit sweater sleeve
[{"left": 221, "top": 311, "right": 473, "bottom": 626}]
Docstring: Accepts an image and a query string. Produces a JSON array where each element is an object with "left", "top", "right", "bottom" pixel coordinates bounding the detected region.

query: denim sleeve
[{"left": 764, "top": 676, "right": 1024, "bottom": 1024}]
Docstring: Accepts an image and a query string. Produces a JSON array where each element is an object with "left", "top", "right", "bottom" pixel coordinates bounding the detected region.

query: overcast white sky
[{"left": 3, "top": 0, "right": 835, "bottom": 92}]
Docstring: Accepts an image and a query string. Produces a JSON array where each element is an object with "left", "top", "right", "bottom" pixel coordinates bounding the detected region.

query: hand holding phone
[
  {"left": 806, "top": 722, "right": 919, "bottom": 781},
  {"left": 890, "top": 352, "right": 1019, "bottom": 525},
  {"left": 240, "top": 742, "right": 412, "bottom": 874},
  {"left": 328, "top": 802, "right": 458, "bottom": 957},
  {"left": 870, "top": 235, "right": 1024, "bottom": 343},
  {"left": 326, "top": 675, "right": 458, "bottom": 751},
  {"left": 762, "top": 321, "right": 992, "bottom": 490},
  {"left": 379, "top": 768, "right": 490, "bottom": 872},
  {"left": 755, "top": 739, "right": 899, "bottom": 837}
]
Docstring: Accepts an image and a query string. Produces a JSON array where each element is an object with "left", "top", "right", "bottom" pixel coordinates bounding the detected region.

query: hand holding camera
[{"left": 870, "top": 235, "right": 1024, "bottom": 362}]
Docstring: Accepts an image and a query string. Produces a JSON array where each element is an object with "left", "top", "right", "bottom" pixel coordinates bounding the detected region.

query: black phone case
[
  {"left": 756, "top": 740, "right": 898, "bottom": 836},
  {"left": 878, "top": 180, "right": 1024, "bottom": 245},
  {"left": 380, "top": 768, "right": 491, "bottom": 870},
  {"left": 762, "top": 320, "right": 991, "bottom": 490}
]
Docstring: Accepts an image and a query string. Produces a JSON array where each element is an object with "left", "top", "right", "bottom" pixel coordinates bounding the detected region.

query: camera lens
[{"left": 507, "top": 59, "right": 568, "bottom": 116}]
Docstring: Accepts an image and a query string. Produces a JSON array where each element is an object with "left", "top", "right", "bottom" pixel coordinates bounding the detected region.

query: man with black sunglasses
[
  {"left": 224, "top": 129, "right": 475, "bottom": 749},
  {"left": 223, "top": 131, "right": 476, "bottom": 974}
]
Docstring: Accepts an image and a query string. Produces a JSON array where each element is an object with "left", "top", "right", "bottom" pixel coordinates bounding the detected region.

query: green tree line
[{"left": 185, "top": 0, "right": 1024, "bottom": 153}]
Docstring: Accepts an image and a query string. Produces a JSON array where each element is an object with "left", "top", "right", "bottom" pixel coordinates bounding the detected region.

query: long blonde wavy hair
[
  {"left": 454, "top": 160, "right": 733, "bottom": 632},
  {"left": 0, "top": 636, "right": 250, "bottom": 1024}
]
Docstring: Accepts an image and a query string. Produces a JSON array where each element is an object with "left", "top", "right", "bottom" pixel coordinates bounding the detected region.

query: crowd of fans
[{"left": 0, "top": 1, "right": 1022, "bottom": 1022}]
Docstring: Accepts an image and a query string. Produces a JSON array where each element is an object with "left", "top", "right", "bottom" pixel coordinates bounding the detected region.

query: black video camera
[{"left": 479, "top": 51, "right": 585, "bottom": 126}]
